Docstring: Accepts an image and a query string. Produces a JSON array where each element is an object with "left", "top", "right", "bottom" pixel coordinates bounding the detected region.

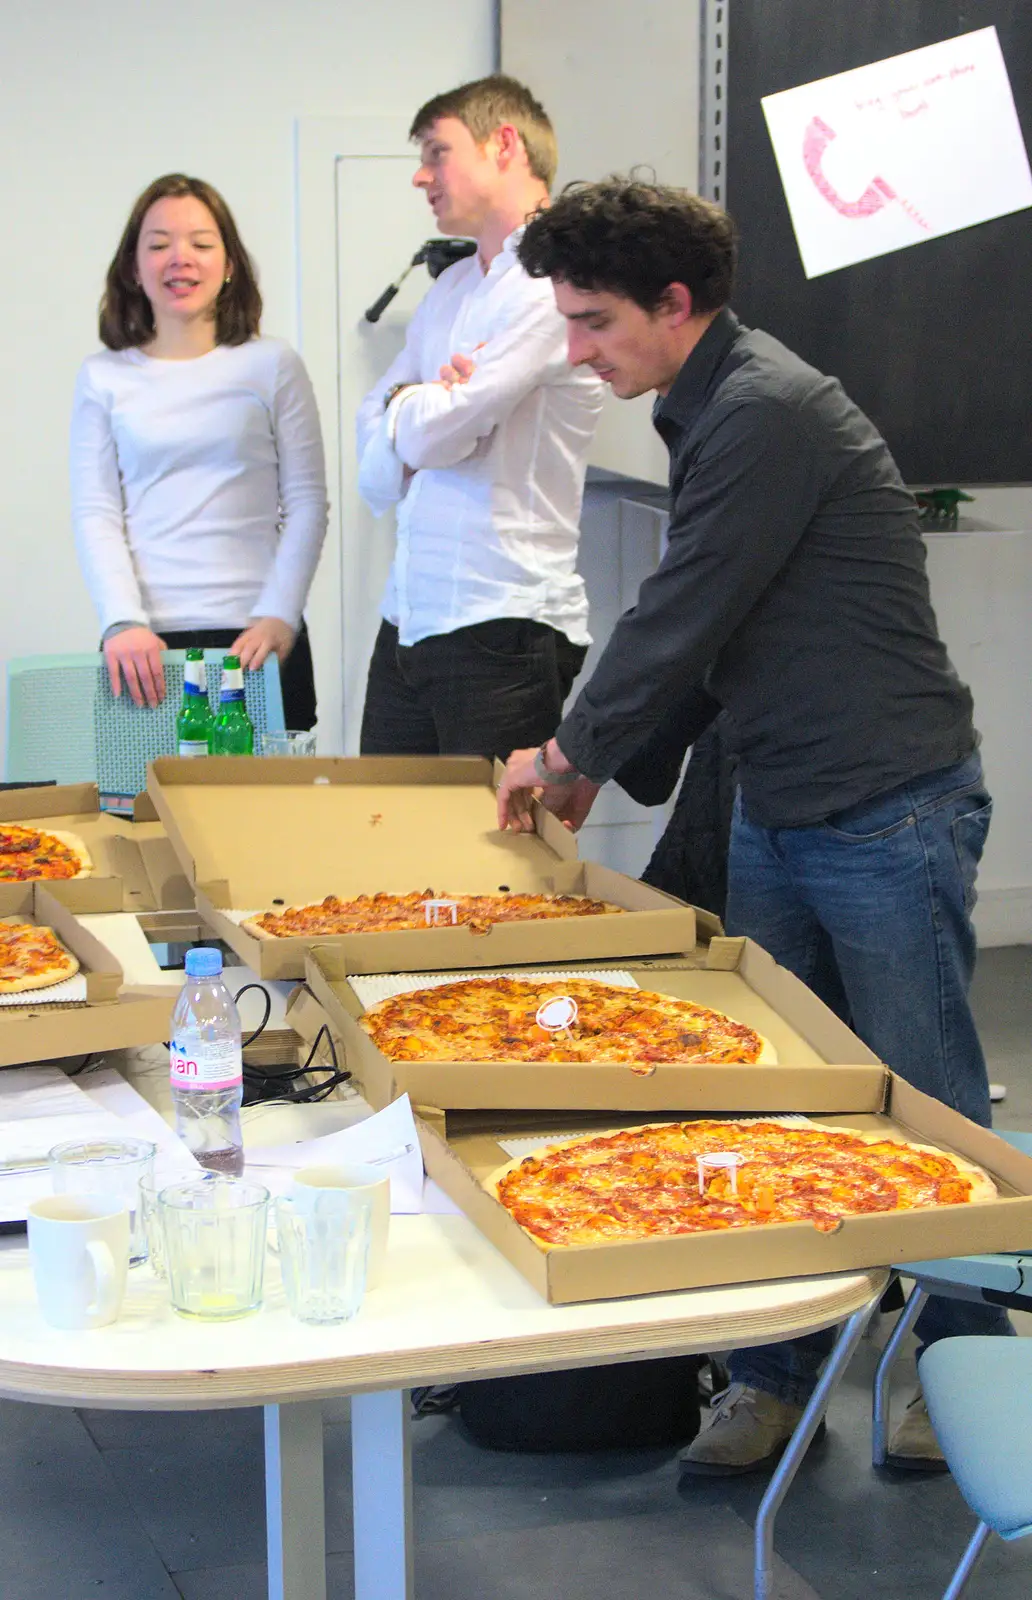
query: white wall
[
  {"left": 0, "top": 0, "right": 493, "bottom": 743},
  {"left": 502, "top": 0, "right": 700, "bottom": 482}
]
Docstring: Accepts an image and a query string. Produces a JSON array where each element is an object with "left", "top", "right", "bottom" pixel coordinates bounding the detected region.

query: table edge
[{"left": 0, "top": 1268, "right": 887, "bottom": 1410}]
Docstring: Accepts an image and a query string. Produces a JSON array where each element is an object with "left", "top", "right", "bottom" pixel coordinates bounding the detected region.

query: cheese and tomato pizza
[
  {"left": 243, "top": 890, "right": 625, "bottom": 940},
  {"left": 0, "top": 824, "right": 92, "bottom": 882},
  {"left": 358, "top": 974, "right": 777, "bottom": 1064},
  {"left": 0, "top": 921, "right": 80, "bottom": 993},
  {"left": 487, "top": 1117, "right": 997, "bottom": 1247}
]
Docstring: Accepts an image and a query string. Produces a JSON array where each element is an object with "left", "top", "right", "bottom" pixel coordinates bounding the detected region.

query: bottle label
[
  {"left": 178, "top": 740, "right": 209, "bottom": 757},
  {"left": 219, "top": 689, "right": 246, "bottom": 703},
  {"left": 170, "top": 1034, "right": 243, "bottom": 1091},
  {"left": 183, "top": 680, "right": 207, "bottom": 697}
]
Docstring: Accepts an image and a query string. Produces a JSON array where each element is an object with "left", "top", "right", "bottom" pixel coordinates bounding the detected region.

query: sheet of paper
[
  {"left": 242, "top": 1094, "right": 424, "bottom": 1213},
  {"left": 0, "top": 1108, "right": 134, "bottom": 1223},
  {"left": 0, "top": 1064, "right": 110, "bottom": 1123},
  {"left": 0, "top": 1065, "right": 200, "bottom": 1224},
  {"left": 78, "top": 1067, "right": 201, "bottom": 1185},
  {"left": 762, "top": 27, "right": 1032, "bottom": 278}
]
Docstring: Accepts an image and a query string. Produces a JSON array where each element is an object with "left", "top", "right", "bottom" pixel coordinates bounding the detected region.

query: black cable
[
  {"left": 242, "top": 1022, "right": 351, "bottom": 1105},
  {"left": 233, "top": 981, "right": 273, "bottom": 1049},
  {"left": 67, "top": 1052, "right": 96, "bottom": 1077}
]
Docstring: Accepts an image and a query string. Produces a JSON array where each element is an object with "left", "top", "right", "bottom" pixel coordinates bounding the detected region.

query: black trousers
[
  {"left": 160, "top": 621, "right": 317, "bottom": 731},
  {"left": 359, "top": 618, "right": 587, "bottom": 762}
]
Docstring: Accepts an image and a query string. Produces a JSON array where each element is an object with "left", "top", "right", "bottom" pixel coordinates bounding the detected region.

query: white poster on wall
[{"left": 761, "top": 26, "right": 1032, "bottom": 279}]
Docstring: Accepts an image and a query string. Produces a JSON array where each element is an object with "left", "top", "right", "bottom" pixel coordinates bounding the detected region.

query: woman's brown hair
[{"left": 99, "top": 173, "right": 262, "bottom": 350}]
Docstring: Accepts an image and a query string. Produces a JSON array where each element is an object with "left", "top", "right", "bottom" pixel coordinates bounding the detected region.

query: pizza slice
[
  {"left": 0, "top": 921, "right": 81, "bottom": 993},
  {"left": 0, "top": 823, "right": 92, "bottom": 882}
]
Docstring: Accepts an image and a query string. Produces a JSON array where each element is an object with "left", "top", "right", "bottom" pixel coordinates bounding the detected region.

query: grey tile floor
[{"left": 2, "top": 946, "right": 1030, "bottom": 1600}]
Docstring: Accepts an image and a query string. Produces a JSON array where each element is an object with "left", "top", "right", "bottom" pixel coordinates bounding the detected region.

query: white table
[{"left": 0, "top": 1214, "right": 885, "bottom": 1600}]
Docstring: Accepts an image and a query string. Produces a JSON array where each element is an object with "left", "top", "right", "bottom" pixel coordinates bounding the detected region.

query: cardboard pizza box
[
  {"left": 0, "top": 784, "right": 193, "bottom": 916},
  {"left": 302, "top": 933, "right": 884, "bottom": 1116},
  {"left": 417, "top": 1076, "right": 1032, "bottom": 1303},
  {"left": 0, "top": 886, "right": 176, "bottom": 1067},
  {"left": 147, "top": 755, "right": 697, "bottom": 980}
]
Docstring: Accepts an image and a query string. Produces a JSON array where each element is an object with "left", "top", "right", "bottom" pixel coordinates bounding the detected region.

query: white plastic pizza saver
[
  {"left": 536, "top": 995, "right": 579, "bottom": 1032},
  {"left": 422, "top": 899, "right": 459, "bottom": 925},
  {"left": 696, "top": 1151, "right": 745, "bottom": 1196}
]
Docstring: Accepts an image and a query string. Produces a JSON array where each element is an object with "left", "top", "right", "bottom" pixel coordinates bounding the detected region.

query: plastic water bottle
[{"left": 169, "top": 948, "right": 244, "bottom": 1176}]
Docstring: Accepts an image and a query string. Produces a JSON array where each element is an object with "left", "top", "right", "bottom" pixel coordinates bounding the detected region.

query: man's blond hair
[{"left": 410, "top": 74, "right": 558, "bottom": 189}]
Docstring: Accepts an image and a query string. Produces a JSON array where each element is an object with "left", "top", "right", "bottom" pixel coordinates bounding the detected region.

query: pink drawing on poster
[{"left": 802, "top": 115, "right": 930, "bottom": 230}]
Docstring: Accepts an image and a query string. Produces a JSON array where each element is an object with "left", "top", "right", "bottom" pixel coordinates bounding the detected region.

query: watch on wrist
[
  {"left": 383, "top": 382, "right": 413, "bottom": 410},
  {"left": 532, "top": 744, "right": 582, "bottom": 787}
]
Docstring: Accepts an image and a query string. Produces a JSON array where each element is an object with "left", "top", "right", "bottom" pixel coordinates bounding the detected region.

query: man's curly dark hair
[{"left": 518, "top": 177, "right": 737, "bottom": 314}]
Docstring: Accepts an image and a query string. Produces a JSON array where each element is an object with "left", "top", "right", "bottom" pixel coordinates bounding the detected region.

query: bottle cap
[
  {"left": 185, "top": 947, "right": 223, "bottom": 978},
  {"left": 185, "top": 647, "right": 204, "bottom": 660},
  {"left": 223, "top": 654, "right": 241, "bottom": 669}
]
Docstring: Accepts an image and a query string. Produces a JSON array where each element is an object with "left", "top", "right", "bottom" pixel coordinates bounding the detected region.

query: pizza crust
[
  {"left": 484, "top": 1115, "right": 998, "bottom": 1248},
  {"left": 0, "top": 921, "right": 80, "bottom": 992},
  {"left": 240, "top": 917, "right": 277, "bottom": 941},
  {"left": 46, "top": 830, "right": 93, "bottom": 879}
]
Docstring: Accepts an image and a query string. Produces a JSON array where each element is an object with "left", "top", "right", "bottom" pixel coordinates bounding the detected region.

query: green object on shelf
[{"left": 915, "top": 487, "right": 975, "bottom": 530}]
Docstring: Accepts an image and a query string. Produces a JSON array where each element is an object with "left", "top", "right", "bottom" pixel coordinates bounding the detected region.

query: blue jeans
[{"left": 725, "top": 753, "right": 1013, "bottom": 1406}]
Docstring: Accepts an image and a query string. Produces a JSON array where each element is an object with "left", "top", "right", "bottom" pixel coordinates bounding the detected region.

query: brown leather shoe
[
  {"left": 678, "top": 1383, "right": 825, "bottom": 1478},
  {"left": 886, "top": 1390, "right": 948, "bottom": 1473}
]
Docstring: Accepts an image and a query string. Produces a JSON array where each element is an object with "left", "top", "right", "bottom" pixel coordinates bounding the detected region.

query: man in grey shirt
[{"left": 497, "top": 177, "right": 1011, "bottom": 1476}]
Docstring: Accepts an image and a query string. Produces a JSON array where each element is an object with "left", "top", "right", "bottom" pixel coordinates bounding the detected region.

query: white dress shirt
[
  {"left": 71, "top": 337, "right": 328, "bottom": 634},
  {"left": 356, "top": 230, "right": 603, "bottom": 648}
]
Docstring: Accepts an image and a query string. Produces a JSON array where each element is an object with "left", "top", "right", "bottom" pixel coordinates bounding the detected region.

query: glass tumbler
[
  {"left": 49, "top": 1137, "right": 157, "bottom": 1266},
  {"left": 274, "top": 1191, "right": 372, "bottom": 1325},
  {"left": 138, "top": 1175, "right": 167, "bottom": 1280},
  {"left": 261, "top": 730, "right": 317, "bottom": 757},
  {"left": 159, "top": 1176, "right": 269, "bottom": 1320}
]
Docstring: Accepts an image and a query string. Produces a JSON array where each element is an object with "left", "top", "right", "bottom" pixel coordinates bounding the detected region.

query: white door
[
  {"left": 296, "top": 117, "right": 425, "bottom": 753},
  {"left": 335, "top": 157, "right": 430, "bottom": 750}
]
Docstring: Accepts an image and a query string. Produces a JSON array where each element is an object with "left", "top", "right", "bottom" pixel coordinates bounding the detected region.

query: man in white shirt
[{"left": 356, "top": 75, "right": 603, "bottom": 760}]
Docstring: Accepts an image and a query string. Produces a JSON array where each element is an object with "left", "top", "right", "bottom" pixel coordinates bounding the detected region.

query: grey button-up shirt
[{"left": 557, "top": 309, "right": 975, "bottom": 828}]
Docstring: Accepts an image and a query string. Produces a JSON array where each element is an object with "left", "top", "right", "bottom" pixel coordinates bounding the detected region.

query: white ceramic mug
[
  {"left": 27, "top": 1195, "right": 130, "bottom": 1330},
  {"left": 292, "top": 1163, "right": 390, "bottom": 1287}
]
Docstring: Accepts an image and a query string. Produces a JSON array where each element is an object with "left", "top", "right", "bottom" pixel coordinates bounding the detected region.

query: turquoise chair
[
  {"left": 920, "top": 1336, "right": 1032, "bottom": 1598},
  {"left": 872, "top": 1130, "right": 1032, "bottom": 1470},
  {"left": 5, "top": 650, "right": 285, "bottom": 800}
]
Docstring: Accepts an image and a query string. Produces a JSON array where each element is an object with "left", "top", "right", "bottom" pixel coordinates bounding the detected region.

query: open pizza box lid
[
  {"left": 302, "top": 931, "right": 884, "bottom": 1117},
  {"left": 147, "top": 755, "right": 697, "bottom": 980},
  {"left": 0, "top": 885, "right": 176, "bottom": 1067},
  {"left": 417, "top": 1077, "right": 1032, "bottom": 1303},
  {"left": 0, "top": 783, "right": 192, "bottom": 916}
]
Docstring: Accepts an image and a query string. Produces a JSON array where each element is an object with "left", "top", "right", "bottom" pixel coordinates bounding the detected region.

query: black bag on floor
[{"left": 456, "top": 1356, "right": 703, "bottom": 1453}]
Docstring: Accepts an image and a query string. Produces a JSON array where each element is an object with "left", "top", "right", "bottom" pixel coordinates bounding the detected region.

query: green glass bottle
[
  {"left": 211, "top": 655, "right": 255, "bottom": 756},
  {"left": 176, "top": 648, "right": 214, "bottom": 757}
]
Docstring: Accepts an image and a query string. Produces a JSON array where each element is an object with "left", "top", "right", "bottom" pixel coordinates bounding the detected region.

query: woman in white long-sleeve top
[{"left": 71, "top": 172, "right": 328, "bottom": 726}]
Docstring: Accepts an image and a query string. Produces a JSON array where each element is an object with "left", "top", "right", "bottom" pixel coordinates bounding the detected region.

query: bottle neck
[
  {"left": 220, "top": 667, "right": 245, "bottom": 700},
  {"left": 184, "top": 661, "right": 207, "bottom": 695}
]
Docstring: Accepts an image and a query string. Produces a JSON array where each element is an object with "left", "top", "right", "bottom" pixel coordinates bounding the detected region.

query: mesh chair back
[{"left": 6, "top": 650, "right": 285, "bottom": 802}]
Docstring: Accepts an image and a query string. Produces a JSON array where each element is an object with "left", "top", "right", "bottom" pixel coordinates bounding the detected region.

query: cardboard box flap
[
  {"left": 0, "top": 782, "right": 101, "bottom": 822},
  {"left": 149, "top": 756, "right": 582, "bottom": 905}
]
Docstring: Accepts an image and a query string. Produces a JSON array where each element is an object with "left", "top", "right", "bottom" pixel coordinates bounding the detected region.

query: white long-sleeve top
[
  {"left": 355, "top": 230, "right": 603, "bottom": 648},
  {"left": 71, "top": 337, "right": 328, "bottom": 634}
]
